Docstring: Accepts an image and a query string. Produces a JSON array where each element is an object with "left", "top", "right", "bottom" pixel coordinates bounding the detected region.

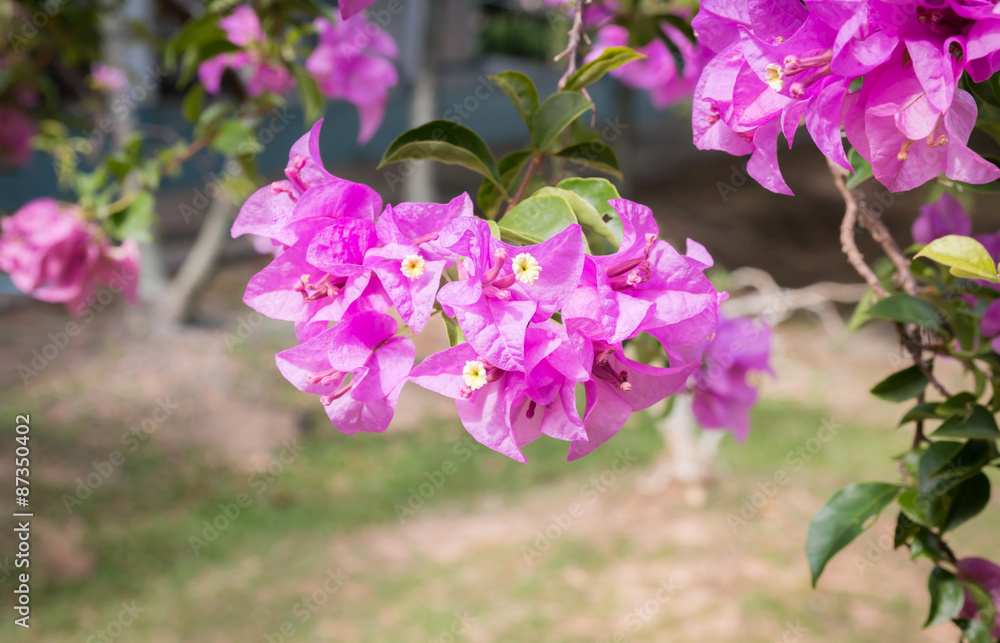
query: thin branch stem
[
  {"left": 829, "top": 159, "right": 888, "bottom": 297},
  {"left": 555, "top": 0, "right": 588, "bottom": 91},
  {"left": 505, "top": 153, "right": 543, "bottom": 215}
]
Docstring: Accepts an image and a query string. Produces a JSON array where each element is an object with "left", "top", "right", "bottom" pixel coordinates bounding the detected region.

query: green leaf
[
  {"left": 293, "top": 67, "right": 325, "bottom": 125},
  {"left": 964, "top": 581, "right": 1000, "bottom": 633},
  {"left": 846, "top": 288, "right": 877, "bottom": 333},
  {"left": 379, "top": 120, "right": 504, "bottom": 194},
  {"left": 489, "top": 71, "right": 539, "bottom": 132},
  {"left": 194, "top": 102, "right": 236, "bottom": 138},
  {"left": 933, "top": 405, "right": 1000, "bottom": 440},
  {"left": 443, "top": 314, "right": 465, "bottom": 347},
  {"left": 806, "top": 482, "right": 900, "bottom": 586},
  {"left": 925, "top": 567, "right": 965, "bottom": 627},
  {"left": 211, "top": 119, "right": 263, "bottom": 156},
  {"left": 942, "top": 472, "right": 990, "bottom": 532},
  {"left": 918, "top": 440, "right": 995, "bottom": 500},
  {"left": 910, "top": 528, "right": 946, "bottom": 561},
  {"left": 498, "top": 194, "right": 578, "bottom": 245},
  {"left": 893, "top": 512, "right": 919, "bottom": 548},
  {"left": 182, "top": 84, "right": 206, "bottom": 123},
  {"left": 532, "top": 186, "right": 618, "bottom": 250},
  {"left": 552, "top": 140, "right": 623, "bottom": 180},
  {"left": 954, "top": 618, "right": 993, "bottom": 643},
  {"left": 563, "top": 46, "right": 646, "bottom": 92},
  {"left": 846, "top": 147, "right": 874, "bottom": 189},
  {"left": 915, "top": 235, "right": 1000, "bottom": 282},
  {"left": 867, "top": 294, "right": 943, "bottom": 330},
  {"left": 870, "top": 365, "right": 928, "bottom": 402},
  {"left": 555, "top": 177, "right": 623, "bottom": 246},
  {"left": 899, "top": 402, "right": 942, "bottom": 425},
  {"left": 531, "top": 92, "right": 594, "bottom": 152},
  {"left": 898, "top": 487, "right": 947, "bottom": 528},
  {"left": 477, "top": 150, "right": 532, "bottom": 219},
  {"left": 937, "top": 392, "right": 979, "bottom": 418},
  {"left": 109, "top": 192, "right": 156, "bottom": 243}
]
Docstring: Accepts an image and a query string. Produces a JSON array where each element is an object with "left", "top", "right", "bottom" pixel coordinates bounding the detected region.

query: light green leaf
[
  {"left": 532, "top": 186, "right": 618, "bottom": 250},
  {"left": 915, "top": 235, "right": 1000, "bottom": 282},
  {"left": 806, "top": 482, "right": 900, "bottom": 586},
  {"left": 379, "top": 120, "right": 504, "bottom": 195},
  {"left": 563, "top": 46, "right": 645, "bottom": 92},
  {"left": 555, "top": 177, "right": 623, "bottom": 246},
  {"left": 498, "top": 194, "right": 577, "bottom": 245},
  {"left": 532, "top": 92, "right": 594, "bottom": 152}
]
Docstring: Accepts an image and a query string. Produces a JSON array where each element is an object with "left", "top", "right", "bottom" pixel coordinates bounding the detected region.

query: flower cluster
[
  {"left": 689, "top": 314, "right": 773, "bottom": 440},
  {"left": 232, "top": 120, "right": 724, "bottom": 461},
  {"left": 0, "top": 198, "right": 139, "bottom": 314},
  {"left": 199, "top": 6, "right": 295, "bottom": 98},
  {"left": 198, "top": 6, "right": 398, "bottom": 143},
  {"left": 692, "top": 0, "right": 1000, "bottom": 194}
]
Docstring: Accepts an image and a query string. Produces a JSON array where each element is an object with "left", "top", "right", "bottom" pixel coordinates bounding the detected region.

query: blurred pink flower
[
  {"left": 0, "top": 199, "right": 139, "bottom": 314},
  {"left": 305, "top": 13, "right": 399, "bottom": 144},
  {"left": 91, "top": 63, "right": 129, "bottom": 92},
  {"left": 198, "top": 6, "right": 294, "bottom": 98},
  {"left": 957, "top": 557, "right": 1000, "bottom": 638}
]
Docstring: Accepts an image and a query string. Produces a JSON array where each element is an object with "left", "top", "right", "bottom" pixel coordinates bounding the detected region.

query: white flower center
[
  {"left": 512, "top": 252, "right": 541, "bottom": 286},
  {"left": 400, "top": 254, "right": 426, "bottom": 280},
  {"left": 462, "top": 360, "right": 488, "bottom": 391},
  {"left": 765, "top": 63, "right": 784, "bottom": 92}
]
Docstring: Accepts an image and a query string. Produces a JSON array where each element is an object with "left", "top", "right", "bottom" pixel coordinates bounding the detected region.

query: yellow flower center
[
  {"left": 462, "top": 360, "right": 488, "bottom": 390},
  {"left": 400, "top": 254, "right": 426, "bottom": 280},
  {"left": 765, "top": 63, "right": 784, "bottom": 92},
  {"left": 512, "top": 252, "right": 541, "bottom": 286}
]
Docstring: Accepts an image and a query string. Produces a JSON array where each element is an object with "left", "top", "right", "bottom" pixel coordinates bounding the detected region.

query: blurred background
[{"left": 1, "top": 0, "right": 999, "bottom": 641}]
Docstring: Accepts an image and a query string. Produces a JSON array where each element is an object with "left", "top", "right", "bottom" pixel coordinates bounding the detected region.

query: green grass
[{"left": 0, "top": 394, "right": 996, "bottom": 642}]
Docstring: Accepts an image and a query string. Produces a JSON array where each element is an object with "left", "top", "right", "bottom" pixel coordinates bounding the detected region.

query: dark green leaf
[
  {"left": 498, "top": 194, "right": 578, "bottom": 245},
  {"left": 898, "top": 487, "right": 947, "bottom": 528},
  {"left": 910, "top": 528, "right": 945, "bottom": 561},
  {"left": 563, "top": 46, "right": 645, "bottom": 92},
  {"left": 893, "top": 511, "right": 919, "bottom": 548},
  {"left": 489, "top": 71, "right": 539, "bottom": 132},
  {"left": 553, "top": 141, "right": 623, "bottom": 179},
  {"left": 936, "top": 393, "right": 980, "bottom": 418},
  {"left": 871, "top": 365, "right": 928, "bottom": 402},
  {"left": 379, "top": 120, "right": 504, "bottom": 194},
  {"left": 918, "top": 440, "right": 995, "bottom": 500},
  {"left": 933, "top": 405, "right": 1000, "bottom": 440},
  {"left": 925, "top": 567, "right": 965, "bottom": 627},
  {"left": 900, "top": 402, "right": 942, "bottom": 425},
  {"left": 806, "top": 482, "right": 900, "bottom": 586},
  {"left": 477, "top": 150, "right": 532, "bottom": 219},
  {"left": 943, "top": 472, "right": 991, "bottom": 532},
  {"left": 867, "top": 294, "right": 943, "bottom": 330},
  {"left": 531, "top": 92, "right": 594, "bottom": 152}
]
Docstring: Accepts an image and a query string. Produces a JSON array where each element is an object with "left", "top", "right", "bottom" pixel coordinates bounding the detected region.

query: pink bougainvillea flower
[
  {"left": 911, "top": 192, "right": 971, "bottom": 244},
  {"left": 587, "top": 23, "right": 702, "bottom": 108},
  {"left": 0, "top": 198, "right": 139, "bottom": 314},
  {"left": 90, "top": 63, "right": 128, "bottom": 92},
  {"left": 276, "top": 310, "right": 414, "bottom": 433},
  {"left": 375, "top": 193, "right": 473, "bottom": 263},
  {"left": 409, "top": 322, "right": 590, "bottom": 462},
  {"left": 566, "top": 325, "right": 699, "bottom": 460},
  {"left": 306, "top": 14, "right": 399, "bottom": 144},
  {"left": 562, "top": 199, "right": 721, "bottom": 363},
  {"left": 436, "top": 217, "right": 585, "bottom": 371},
  {"left": 0, "top": 104, "right": 35, "bottom": 167},
  {"left": 689, "top": 314, "right": 773, "bottom": 441},
  {"left": 956, "top": 557, "right": 1000, "bottom": 638},
  {"left": 844, "top": 59, "right": 1000, "bottom": 192},
  {"left": 198, "top": 6, "right": 294, "bottom": 97}
]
